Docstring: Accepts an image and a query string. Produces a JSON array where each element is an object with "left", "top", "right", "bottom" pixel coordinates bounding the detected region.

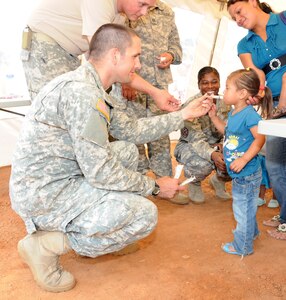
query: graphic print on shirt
[{"left": 224, "top": 135, "right": 245, "bottom": 162}]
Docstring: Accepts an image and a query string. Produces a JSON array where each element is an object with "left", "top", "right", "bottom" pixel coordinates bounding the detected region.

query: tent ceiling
[{"left": 163, "top": 0, "right": 285, "bottom": 18}]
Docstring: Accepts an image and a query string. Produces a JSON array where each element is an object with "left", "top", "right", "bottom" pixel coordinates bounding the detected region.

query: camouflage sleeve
[
  {"left": 110, "top": 108, "right": 184, "bottom": 145},
  {"left": 62, "top": 84, "right": 155, "bottom": 196},
  {"left": 167, "top": 7, "right": 182, "bottom": 65},
  {"left": 217, "top": 101, "right": 230, "bottom": 122}
]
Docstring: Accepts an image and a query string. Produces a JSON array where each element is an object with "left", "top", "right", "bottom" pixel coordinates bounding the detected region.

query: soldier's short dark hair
[{"left": 89, "top": 23, "right": 138, "bottom": 60}]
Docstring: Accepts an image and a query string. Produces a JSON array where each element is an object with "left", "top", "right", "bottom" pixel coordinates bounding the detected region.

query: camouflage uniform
[
  {"left": 10, "top": 62, "right": 184, "bottom": 258},
  {"left": 21, "top": 32, "right": 81, "bottom": 100},
  {"left": 174, "top": 93, "right": 230, "bottom": 182},
  {"left": 127, "top": 1, "right": 182, "bottom": 177}
]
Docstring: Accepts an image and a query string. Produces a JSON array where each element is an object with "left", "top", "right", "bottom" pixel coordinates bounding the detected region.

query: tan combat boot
[
  {"left": 209, "top": 173, "right": 231, "bottom": 200},
  {"left": 168, "top": 192, "right": 190, "bottom": 205},
  {"left": 18, "top": 231, "right": 76, "bottom": 292},
  {"left": 188, "top": 182, "right": 205, "bottom": 204}
]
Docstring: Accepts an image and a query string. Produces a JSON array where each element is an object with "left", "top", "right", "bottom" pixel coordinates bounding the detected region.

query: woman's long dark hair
[{"left": 227, "top": 0, "right": 273, "bottom": 13}]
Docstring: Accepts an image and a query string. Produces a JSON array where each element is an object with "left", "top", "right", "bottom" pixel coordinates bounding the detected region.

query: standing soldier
[{"left": 123, "top": 0, "right": 182, "bottom": 178}]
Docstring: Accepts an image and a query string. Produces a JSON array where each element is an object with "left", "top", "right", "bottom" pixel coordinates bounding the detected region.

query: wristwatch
[{"left": 152, "top": 182, "right": 160, "bottom": 196}]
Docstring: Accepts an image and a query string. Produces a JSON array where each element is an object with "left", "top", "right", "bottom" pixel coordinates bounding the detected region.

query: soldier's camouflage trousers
[
  {"left": 174, "top": 141, "right": 214, "bottom": 183},
  {"left": 21, "top": 31, "right": 81, "bottom": 100},
  {"left": 28, "top": 141, "right": 158, "bottom": 258}
]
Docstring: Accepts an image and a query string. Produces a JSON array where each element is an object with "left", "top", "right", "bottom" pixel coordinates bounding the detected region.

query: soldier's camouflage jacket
[
  {"left": 9, "top": 62, "right": 184, "bottom": 233},
  {"left": 129, "top": 0, "right": 182, "bottom": 87}
]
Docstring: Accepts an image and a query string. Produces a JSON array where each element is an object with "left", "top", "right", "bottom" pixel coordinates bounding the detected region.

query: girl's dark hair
[
  {"left": 228, "top": 68, "right": 272, "bottom": 119},
  {"left": 197, "top": 66, "right": 220, "bottom": 84},
  {"left": 227, "top": 0, "right": 273, "bottom": 13}
]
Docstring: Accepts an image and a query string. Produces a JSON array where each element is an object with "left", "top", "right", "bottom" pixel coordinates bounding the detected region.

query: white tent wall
[{"left": 0, "top": 0, "right": 285, "bottom": 167}]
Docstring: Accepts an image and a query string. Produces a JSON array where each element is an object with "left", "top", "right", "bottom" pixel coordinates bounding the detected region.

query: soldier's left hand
[
  {"left": 151, "top": 89, "right": 181, "bottom": 112},
  {"left": 156, "top": 52, "right": 173, "bottom": 69}
]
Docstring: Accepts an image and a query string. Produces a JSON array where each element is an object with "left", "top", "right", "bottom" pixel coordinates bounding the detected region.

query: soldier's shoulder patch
[{"left": 96, "top": 98, "right": 110, "bottom": 122}]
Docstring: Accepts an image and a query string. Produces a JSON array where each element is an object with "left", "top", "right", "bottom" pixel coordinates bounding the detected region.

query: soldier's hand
[
  {"left": 156, "top": 177, "right": 185, "bottom": 199},
  {"left": 156, "top": 52, "right": 173, "bottom": 69},
  {"left": 211, "top": 151, "right": 227, "bottom": 171},
  {"left": 122, "top": 83, "right": 137, "bottom": 101},
  {"left": 152, "top": 89, "right": 181, "bottom": 112},
  {"left": 182, "top": 94, "right": 213, "bottom": 120}
]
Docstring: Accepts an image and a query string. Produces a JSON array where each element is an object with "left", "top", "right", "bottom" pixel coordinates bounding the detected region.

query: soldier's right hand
[
  {"left": 181, "top": 94, "right": 213, "bottom": 120},
  {"left": 156, "top": 177, "right": 185, "bottom": 199}
]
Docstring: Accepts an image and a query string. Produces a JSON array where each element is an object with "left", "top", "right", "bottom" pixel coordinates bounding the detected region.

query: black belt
[
  {"left": 273, "top": 95, "right": 280, "bottom": 102},
  {"left": 262, "top": 53, "right": 286, "bottom": 75}
]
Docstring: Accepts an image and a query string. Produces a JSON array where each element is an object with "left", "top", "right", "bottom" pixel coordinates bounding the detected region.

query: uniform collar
[{"left": 84, "top": 61, "right": 117, "bottom": 108}]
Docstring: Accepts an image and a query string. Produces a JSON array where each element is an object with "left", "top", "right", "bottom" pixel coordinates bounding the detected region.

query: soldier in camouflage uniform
[
  {"left": 10, "top": 24, "right": 212, "bottom": 292},
  {"left": 175, "top": 67, "right": 232, "bottom": 204},
  {"left": 124, "top": 0, "right": 182, "bottom": 177},
  {"left": 21, "top": 0, "right": 179, "bottom": 114}
]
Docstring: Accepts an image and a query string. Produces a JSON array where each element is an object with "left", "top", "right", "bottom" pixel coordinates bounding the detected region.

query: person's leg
[
  {"left": 174, "top": 141, "right": 213, "bottom": 203},
  {"left": 228, "top": 169, "right": 261, "bottom": 255},
  {"left": 66, "top": 192, "right": 157, "bottom": 257},
  {"left": 17, "top": 140, "right": 140, "bottom": 292},
  {"left": 145, "top": 107, "right": 172, "bottom": 177},
  {"left": 124, "top": 94, "right": 150, "bottom": 174},
  {"left": 147, "top": 135, "right": 172, "bottom": 177},
  {"left": 259, "top": 185, "right": 266, "bottom": 199},
  {"left": 22, "top": 33, "right": 80, "bottom": 100},
  {"left": 266, "top": 134, "right": 286, "bottom": 224},
  {"left": 137, "top": 144, "right": 150, "bottom": 174},
  {"left": 209, "top": 173, "right": 232, "bottom": 200},
  {"left": 18, "top": 231, "right": 75, "bottom": 292}
]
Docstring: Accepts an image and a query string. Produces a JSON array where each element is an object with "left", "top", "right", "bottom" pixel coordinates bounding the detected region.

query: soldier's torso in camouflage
[
  {"left": 174, "top": 93, "right": 230, "bottom": 181},
  {"left": 10, "top": 62, "right": 183, "bottom": 257},
  {"left": 127, "top": 1, "right": 182, "bottom": 176}
]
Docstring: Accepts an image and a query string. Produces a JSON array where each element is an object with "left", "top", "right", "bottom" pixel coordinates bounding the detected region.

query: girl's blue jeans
[{"left": 231, "top": 168, "right": 262, "bottom": 255}]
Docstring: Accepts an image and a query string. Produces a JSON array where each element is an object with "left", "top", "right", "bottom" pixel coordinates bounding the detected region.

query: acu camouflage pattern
[
  {"left": 174, "top": 93, "right": 230, "bottom": 182},
  {"left": 10, "top": 62, "right": 184, "bottom": 257},
  {"left": 21, "top": 31, "right": 80, "bottom": 100},
  {"left": 127, "top": 0, "right": 182, "bottom": 177}
]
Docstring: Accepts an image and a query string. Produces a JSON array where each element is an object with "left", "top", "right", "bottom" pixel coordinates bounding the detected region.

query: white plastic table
[{"left": 258, "top": 119, "right": 286, "bottom": 138}]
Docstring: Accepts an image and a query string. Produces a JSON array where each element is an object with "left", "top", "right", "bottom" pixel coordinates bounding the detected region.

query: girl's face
[
  {"left": 223, "top": 78, "right": 241, "bottom": 106},
  {"left": 198, "top": 72, "right": 220, "bottom": 95},
  {"left": 228, "top": 0, "right": 258, "bottom": 30}
]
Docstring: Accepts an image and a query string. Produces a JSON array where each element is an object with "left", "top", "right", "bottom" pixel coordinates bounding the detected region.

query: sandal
[
  {"left": 267, "top": 223, "right": 286, "bottom": 240},
  {"left": 221, "top": 243, "right": 240, "bottom": 256},
  {"left": 263, "top": 215, "right": 281, "bottom": 227}
]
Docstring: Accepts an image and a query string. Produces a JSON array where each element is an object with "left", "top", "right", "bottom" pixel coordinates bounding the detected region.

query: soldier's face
[
  {"left": 118, "top": 0, "right": 156, "bottom": 20},
  {"left": 198, "top": 72, "right": 220, "bottom": 96},
  {"left": 117, "top": 36, "right": 141, "bottom": 83}
]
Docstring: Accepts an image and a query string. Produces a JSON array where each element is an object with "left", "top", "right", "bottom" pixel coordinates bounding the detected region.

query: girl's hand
[
  {"left": 230, "top": 157, "right": 248, "bottom": 173},
  {"left": 208, "top": 103, "right": 217, "bottom": 118}
]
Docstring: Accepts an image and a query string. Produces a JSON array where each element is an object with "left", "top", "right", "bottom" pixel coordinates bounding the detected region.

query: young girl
[{"left": 209, "top": 68, "right": 272, "bottom": 256}]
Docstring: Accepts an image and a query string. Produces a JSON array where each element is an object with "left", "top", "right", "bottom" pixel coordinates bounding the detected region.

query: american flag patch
[{"left": 96, "top": 98, "right": 110, "bottom": 122}]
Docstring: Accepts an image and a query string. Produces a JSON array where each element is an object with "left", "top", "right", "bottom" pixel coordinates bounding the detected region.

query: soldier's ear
[{"left": 111, "top": 48, "right": 120, "bottom": 65}]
